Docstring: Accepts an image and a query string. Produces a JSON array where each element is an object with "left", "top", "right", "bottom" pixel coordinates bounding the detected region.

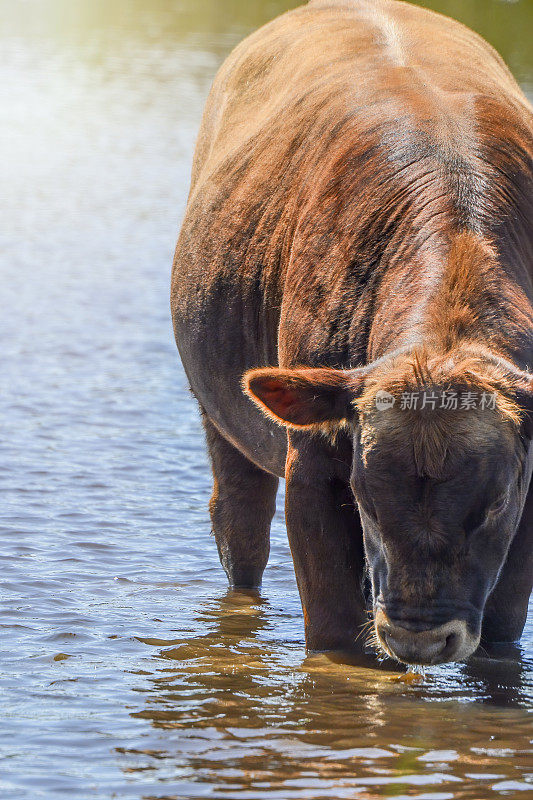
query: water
[{"left": 1, "top": 1, "right": 532, "bottom": 797}]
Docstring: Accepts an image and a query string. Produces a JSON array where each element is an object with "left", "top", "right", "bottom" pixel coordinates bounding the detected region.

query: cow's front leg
[
  {"left": 203, "top": 413, "right": 279, "bottom": 589},
  {"left": 482, "top": 475, "right": 533, "bottom": 643},
  {"left": 285, "top": 432, "right": 367, "bottom": 652}
]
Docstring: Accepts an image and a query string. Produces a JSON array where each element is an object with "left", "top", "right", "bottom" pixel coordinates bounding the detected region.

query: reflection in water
[
  {"left": 463, "top": 642, "right": 532, "bottom": 708},
  {"left": 125, "top": 592, "right": 533, "bottom": 799},
  {"left": 1, "top": 1, "right": 532, "bottom": 798}
]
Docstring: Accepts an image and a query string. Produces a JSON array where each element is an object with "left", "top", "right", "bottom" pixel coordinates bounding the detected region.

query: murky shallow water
[{"left": 1, "top": 1, "right": 532, "bottom": 798}]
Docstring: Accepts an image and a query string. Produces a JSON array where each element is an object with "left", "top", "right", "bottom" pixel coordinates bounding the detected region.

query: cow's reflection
[
  {"left": 120, "top": 591, "right": 532, "bottom": 798},
  {"left": 461, "top": 641, "right": 532, "bottom": 707},
  {"left": 132, "top": 591, "right": 531, "bottom": 731}
]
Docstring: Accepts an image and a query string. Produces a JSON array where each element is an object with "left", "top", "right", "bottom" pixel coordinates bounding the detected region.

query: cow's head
[{"left": 244, "top": 349, "right": 533, "bottom": 665}]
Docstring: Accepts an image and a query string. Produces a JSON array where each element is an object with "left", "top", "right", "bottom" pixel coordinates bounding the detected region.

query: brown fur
[
  {"left": 172, "top": 0, "right": 533, "bottom": 656},
  {"left": 356, "top": 347, "right": 523, "bottom": 425}
]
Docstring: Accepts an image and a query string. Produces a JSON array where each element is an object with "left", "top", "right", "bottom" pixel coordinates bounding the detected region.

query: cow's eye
[{"left": 488, "top": 492, "right": 509, "bottom": 517}]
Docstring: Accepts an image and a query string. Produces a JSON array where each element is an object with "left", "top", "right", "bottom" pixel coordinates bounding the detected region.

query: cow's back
[
  {"left": 190, "top": 0, "right": 524, "bottom": 194},
  {"left": 171, "top": 0, "right": 533, "bottom": 475}
]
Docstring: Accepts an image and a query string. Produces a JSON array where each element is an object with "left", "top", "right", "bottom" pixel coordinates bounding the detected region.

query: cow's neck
[{"left": 369, "top": 229, "right": 533, "bottom": 369}]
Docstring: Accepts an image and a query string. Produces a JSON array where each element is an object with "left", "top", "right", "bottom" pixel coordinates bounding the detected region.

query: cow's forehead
[{"left": 358, "top": 404, "right": 518, "bottom": 479}]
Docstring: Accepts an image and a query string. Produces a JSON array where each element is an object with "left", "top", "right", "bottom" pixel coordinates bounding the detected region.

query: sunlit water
[{"left": 1, "top": 1, "right": 532, "bottom": 798}]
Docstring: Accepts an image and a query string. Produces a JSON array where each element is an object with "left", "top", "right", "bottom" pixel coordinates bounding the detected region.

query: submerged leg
[
  {"left": 482, "top": 478, "right": 533, "bottom": 643},
  {"left": 285, "top": 432, "right": 367, "bottom": 652},
  {"left": 203, "top": 414, "right": 279, "bottom": 588}
]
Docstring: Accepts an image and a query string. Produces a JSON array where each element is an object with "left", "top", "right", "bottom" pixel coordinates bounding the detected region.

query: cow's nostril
[{"left": 445, "top": 632, "right": 458, "bottom": 652}]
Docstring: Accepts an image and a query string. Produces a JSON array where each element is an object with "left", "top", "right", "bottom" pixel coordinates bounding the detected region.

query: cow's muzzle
[{"left": 374, "top": 608, "right": 479, "bottom": 665}]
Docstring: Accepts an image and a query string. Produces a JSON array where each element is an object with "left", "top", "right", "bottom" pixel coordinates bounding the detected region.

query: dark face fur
[
  {"left": 244, "top": 362, "right": 533, "bottom": 664},
  {"left": 352, "top": 406, "right": 531, "bottom": 664}
]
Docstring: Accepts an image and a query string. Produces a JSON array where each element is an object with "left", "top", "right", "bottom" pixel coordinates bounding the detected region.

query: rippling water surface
[{"left": 1, "top": 1, "right": 532, "bottom": 798}]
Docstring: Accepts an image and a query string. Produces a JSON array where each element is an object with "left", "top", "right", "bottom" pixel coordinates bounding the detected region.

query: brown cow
[{"left": 171, "top": 0, "right": 533, "bottom": 665}]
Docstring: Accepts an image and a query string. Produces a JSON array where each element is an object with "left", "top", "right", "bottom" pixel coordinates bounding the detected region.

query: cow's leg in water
[
  {"left": 482, "top": 476, "right": 533, "bottom": 642},
  {"left": 285, "top": 431, "right": 367, "bottom": 652},
  {"left": 203, "top": 412, "right": 279, "bottom": 589}
]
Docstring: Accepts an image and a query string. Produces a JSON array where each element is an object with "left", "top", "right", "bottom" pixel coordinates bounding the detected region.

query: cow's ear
[
  {"left": 514, "top": 372, "right": 533, "bottom": 411},
  {"left": 243, "top": 367, "right": 365, "bottom": 428},
  {"left": 514, "top": 371, "right": 533, "bottom": 439},
  {"left": 481, "top": 353, "right": 533, "bottom": 439}
]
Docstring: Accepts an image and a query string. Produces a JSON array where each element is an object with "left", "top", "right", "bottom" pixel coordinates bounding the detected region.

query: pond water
[{"left": 1, "top": 1, "right": 532, "bottom": 798}]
